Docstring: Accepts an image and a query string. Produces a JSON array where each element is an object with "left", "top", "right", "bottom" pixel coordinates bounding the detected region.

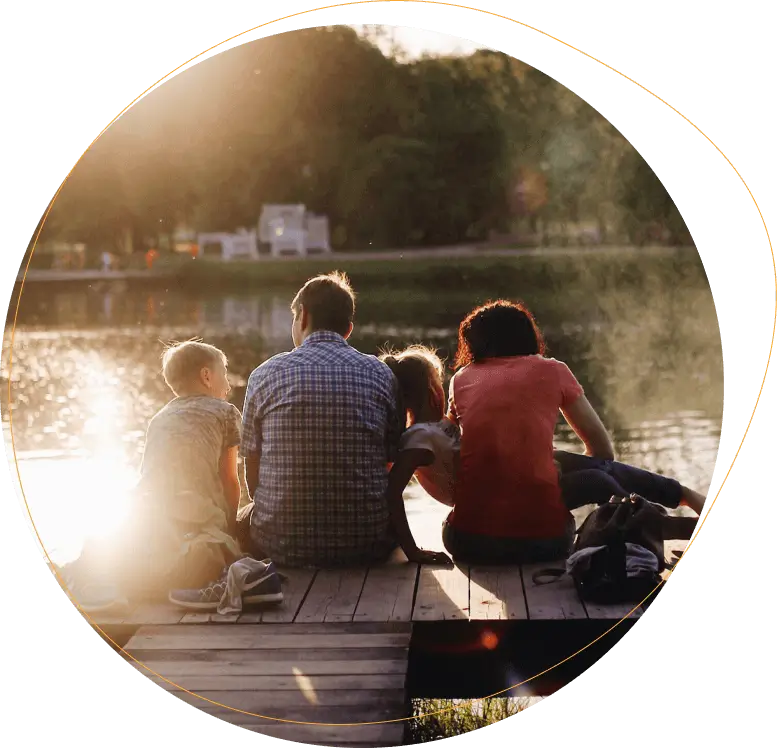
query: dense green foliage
[{"left": 36, "top": 25, "right": 691, "bottom": 258}]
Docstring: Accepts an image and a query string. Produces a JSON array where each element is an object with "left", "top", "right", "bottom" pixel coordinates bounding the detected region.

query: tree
[
  {"left": 37, "top": 25, "right": 689, "bottom": 255},
  {"left": 336, "top": 135, "right": 443, "bottom": 248}
]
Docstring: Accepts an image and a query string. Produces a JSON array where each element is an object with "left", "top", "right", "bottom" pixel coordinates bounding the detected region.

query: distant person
[
  {"left": 382, "top": 305, "right": 706, "bottom": 565},
  {"left": 236, "top": 271, "right": 447, "bottom": 567},
  {"left": 101, "top": 251, "right": 112, "bottom": 272},
  {"left": 145, "top": 247, "right": 159, "bottom": 270}
]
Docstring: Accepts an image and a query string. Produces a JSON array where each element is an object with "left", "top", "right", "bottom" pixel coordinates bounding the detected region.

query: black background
[{"left": 10, "top": 3, "right": 774, "bottom": 743}]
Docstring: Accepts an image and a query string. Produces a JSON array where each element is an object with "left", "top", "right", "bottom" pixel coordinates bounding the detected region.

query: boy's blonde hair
[{"left": 161, "top": 340, "right": 227, "bottom": 395}]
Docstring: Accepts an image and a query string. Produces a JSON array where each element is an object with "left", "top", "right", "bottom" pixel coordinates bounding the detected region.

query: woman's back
[{"left": 448, "top": 355, "right": 582, "bottom": 539}]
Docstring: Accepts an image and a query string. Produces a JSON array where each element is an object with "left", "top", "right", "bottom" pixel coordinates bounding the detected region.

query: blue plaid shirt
[{"left": 241, "top": 331, "right": 402, "bottom": 567}]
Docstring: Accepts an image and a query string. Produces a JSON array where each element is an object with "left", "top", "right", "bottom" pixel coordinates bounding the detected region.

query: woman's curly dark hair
[{"left": 453, "top": 300, "right": 545, "bottom": 369}]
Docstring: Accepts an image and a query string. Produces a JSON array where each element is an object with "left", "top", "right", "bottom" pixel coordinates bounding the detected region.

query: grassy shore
[
  {"left": 172, "top": 246, "right": 705, "bottom": 295},
  {"left": 406, "top": 697, "right": 539, "bottom": 742}
]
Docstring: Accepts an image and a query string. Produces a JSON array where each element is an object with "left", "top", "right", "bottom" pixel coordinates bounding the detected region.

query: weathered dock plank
[
  {"left": 665, "top": 539, "right": 689, "bottom": 569},
  {"left": 87, "top": 558, "right": 664, "bottom": 627},
  {"left": 126, "top": 627, "right": 410, "bottom": 651},
  {"left": 239, "top": 567, "right": 316, "bottom": 623},
  {"left": 413, "top": 564, "right": 470, "bottom": 621},
  {"left": 295, "top": 568, "right": 368, "bottom": 623},
  {"left": 125, "top": 602, "right": 186, "bottom": 626},
  {"left": 146, "top": 673, "right": 407, "bottom": 692},
  {"left": 180, "top": 612, "right": 240, "bottom": 624},
  {"left": 184, "top": 700, "right": 397, "bottom": 728},
  {"left": 172, "top": 688, "right": 405, "bottom": 710},
  {"left": 126, "top": 622, "right": 411, "bottom": 746},
  {"left": 353, "top": 563, "right": 418, "bottom": 622},
  {"left": 88, "top": 603, "right": 139, "bottom": 627},
  {"left": 133, "top": 658, "right": 408, "bottom": 678},
  {"left": 582, "top": 598, "right": 643, "bottom": 620},
  {"left": 469, "top": 567, "right": 528, "bottom": 620},
  {"left": 520, "top": 563, "right": 587, "bottom": 620},
  {"left": 128, "top": 646, "right": 408, "bottom": 663},
  {"left": 229, "top": 722, "right": 405, "bottom": 746}
]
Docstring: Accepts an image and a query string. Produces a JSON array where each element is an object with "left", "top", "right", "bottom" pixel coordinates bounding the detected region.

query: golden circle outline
[{"left": 5, "top": 0, "right": 775, "bottom": 732}]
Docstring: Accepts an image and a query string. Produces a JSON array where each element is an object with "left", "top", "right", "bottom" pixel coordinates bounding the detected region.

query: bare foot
[{"left": 679, "top": 485, "right": 706, "bottom": 515}]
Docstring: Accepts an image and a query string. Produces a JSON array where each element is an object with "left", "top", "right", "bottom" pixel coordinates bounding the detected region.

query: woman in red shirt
[{"left": 444, "top": 300, "right": 705, "bottom": 564}]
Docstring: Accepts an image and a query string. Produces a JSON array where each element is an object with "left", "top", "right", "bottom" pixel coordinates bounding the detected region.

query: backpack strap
[{"left": 531, "top": 568, "right": 567, "bottom": 585}]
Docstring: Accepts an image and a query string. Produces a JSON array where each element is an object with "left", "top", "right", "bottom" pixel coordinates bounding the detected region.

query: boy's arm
[
  {"left": 387, "top": 450, "right": 452, "bottom": 565},
  {"left": 219, "top": 446, "right": 242, "bottom": 532},
  {"left": 236, "top": 456, "right": 251, "bottom": 506}
]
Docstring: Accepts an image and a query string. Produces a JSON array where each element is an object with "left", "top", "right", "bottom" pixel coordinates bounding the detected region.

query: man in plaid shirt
[{"left": 239, "top": 272, "right": 403, "bottom": 567}]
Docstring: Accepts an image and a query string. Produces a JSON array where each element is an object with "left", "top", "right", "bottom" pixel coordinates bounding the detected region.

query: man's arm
[
  {"left": 240, "top": 370, "right": 264, "bottom": 501},
  {"left": 386, "top": 449, "right": 452, "bottom": 565}
]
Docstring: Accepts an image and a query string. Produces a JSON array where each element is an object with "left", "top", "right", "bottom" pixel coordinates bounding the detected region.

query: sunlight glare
[
  {"left": 292, "top": 667, "right": 319, "bottom": 705},
  {"left": 16, "top": 453, "right": 138, "bottom": 565}
]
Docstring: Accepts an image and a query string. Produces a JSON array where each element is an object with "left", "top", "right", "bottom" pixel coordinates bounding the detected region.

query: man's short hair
[
  {"left": 291, "top": 271, "right": 355, "bottom": 336},
  {"left": 161, "top": 340, "right": 227, "bottom": 395}
]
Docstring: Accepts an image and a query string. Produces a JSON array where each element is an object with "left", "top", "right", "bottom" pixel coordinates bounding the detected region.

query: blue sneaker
[{"left": 168, "top": 560, "right": 283, "bottom": 610}]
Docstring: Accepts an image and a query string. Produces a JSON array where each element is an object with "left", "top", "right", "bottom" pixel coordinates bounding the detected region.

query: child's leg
[
  {"left": 600, "top": 460, "right": 685, "bottom": 510},
  {"left": 554, "top": 450, "right": 701, "bottom": 513},
  {"left": 559, "top": 468, "right": 629, "bottom": 510},
  {"left": 554, "top": 450, "right": 605, "bottom": 474}
]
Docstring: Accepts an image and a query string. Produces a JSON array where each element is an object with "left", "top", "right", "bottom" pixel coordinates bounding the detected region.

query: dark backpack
[{"left": 568, "top": 494, "right": 667, "bottom": 604}]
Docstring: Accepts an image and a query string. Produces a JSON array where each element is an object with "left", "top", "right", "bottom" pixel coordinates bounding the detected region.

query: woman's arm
[
  {"left": 387, "top": 449, "right": 452, "bottom": 565},
  {"left": 219, "top": 446, "right": 242, "bottom": 531},
  {"left": 560, "top": 395, "right": 615, "bottom": 461}
]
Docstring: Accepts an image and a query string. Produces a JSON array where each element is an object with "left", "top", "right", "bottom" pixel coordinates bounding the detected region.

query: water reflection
[
  {"left": 12, "top": 452, "right": 137, "bottom": 564},
  {"left": 3, "top": 276, "right": 723, "bottom": 564}
]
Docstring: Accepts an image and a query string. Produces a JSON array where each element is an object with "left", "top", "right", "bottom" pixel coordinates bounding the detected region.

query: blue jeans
[{"left": 554, "top": 451, "right": 683, "bottom": 510}]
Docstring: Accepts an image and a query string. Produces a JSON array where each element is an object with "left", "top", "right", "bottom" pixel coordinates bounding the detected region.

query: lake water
[{"left": 2, "top": 255, "right": 723, "bottom": 564}]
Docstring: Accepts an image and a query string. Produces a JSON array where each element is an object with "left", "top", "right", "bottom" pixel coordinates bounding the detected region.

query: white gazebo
[
  {"left": 305, "top": 214, "right": 332, "bottom": 253},
  {"left": 197, "top": 229, "right": 260, "bottom": 261}
]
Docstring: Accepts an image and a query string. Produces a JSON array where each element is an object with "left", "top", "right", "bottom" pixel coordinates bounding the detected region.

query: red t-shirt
[{"left": 447, "top": 356, "right": 583, "bottom": 539}]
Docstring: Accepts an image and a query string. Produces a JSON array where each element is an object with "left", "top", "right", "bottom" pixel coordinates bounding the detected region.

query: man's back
[{"left": 242, "top": 331, "right": 401, "bottom": 566}]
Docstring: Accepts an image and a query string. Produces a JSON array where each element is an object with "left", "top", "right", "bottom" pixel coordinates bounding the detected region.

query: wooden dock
[{"left": 89, "top": 543, "right": 685, "bottom": 745}]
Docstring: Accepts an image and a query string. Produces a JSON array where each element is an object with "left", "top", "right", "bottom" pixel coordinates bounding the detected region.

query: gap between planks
[
  {"left": 91, "top": 562, "right": 650, "bottom": 626},
  {"left": 294, "top": 561, "right": 420, "bottom": 624}
]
